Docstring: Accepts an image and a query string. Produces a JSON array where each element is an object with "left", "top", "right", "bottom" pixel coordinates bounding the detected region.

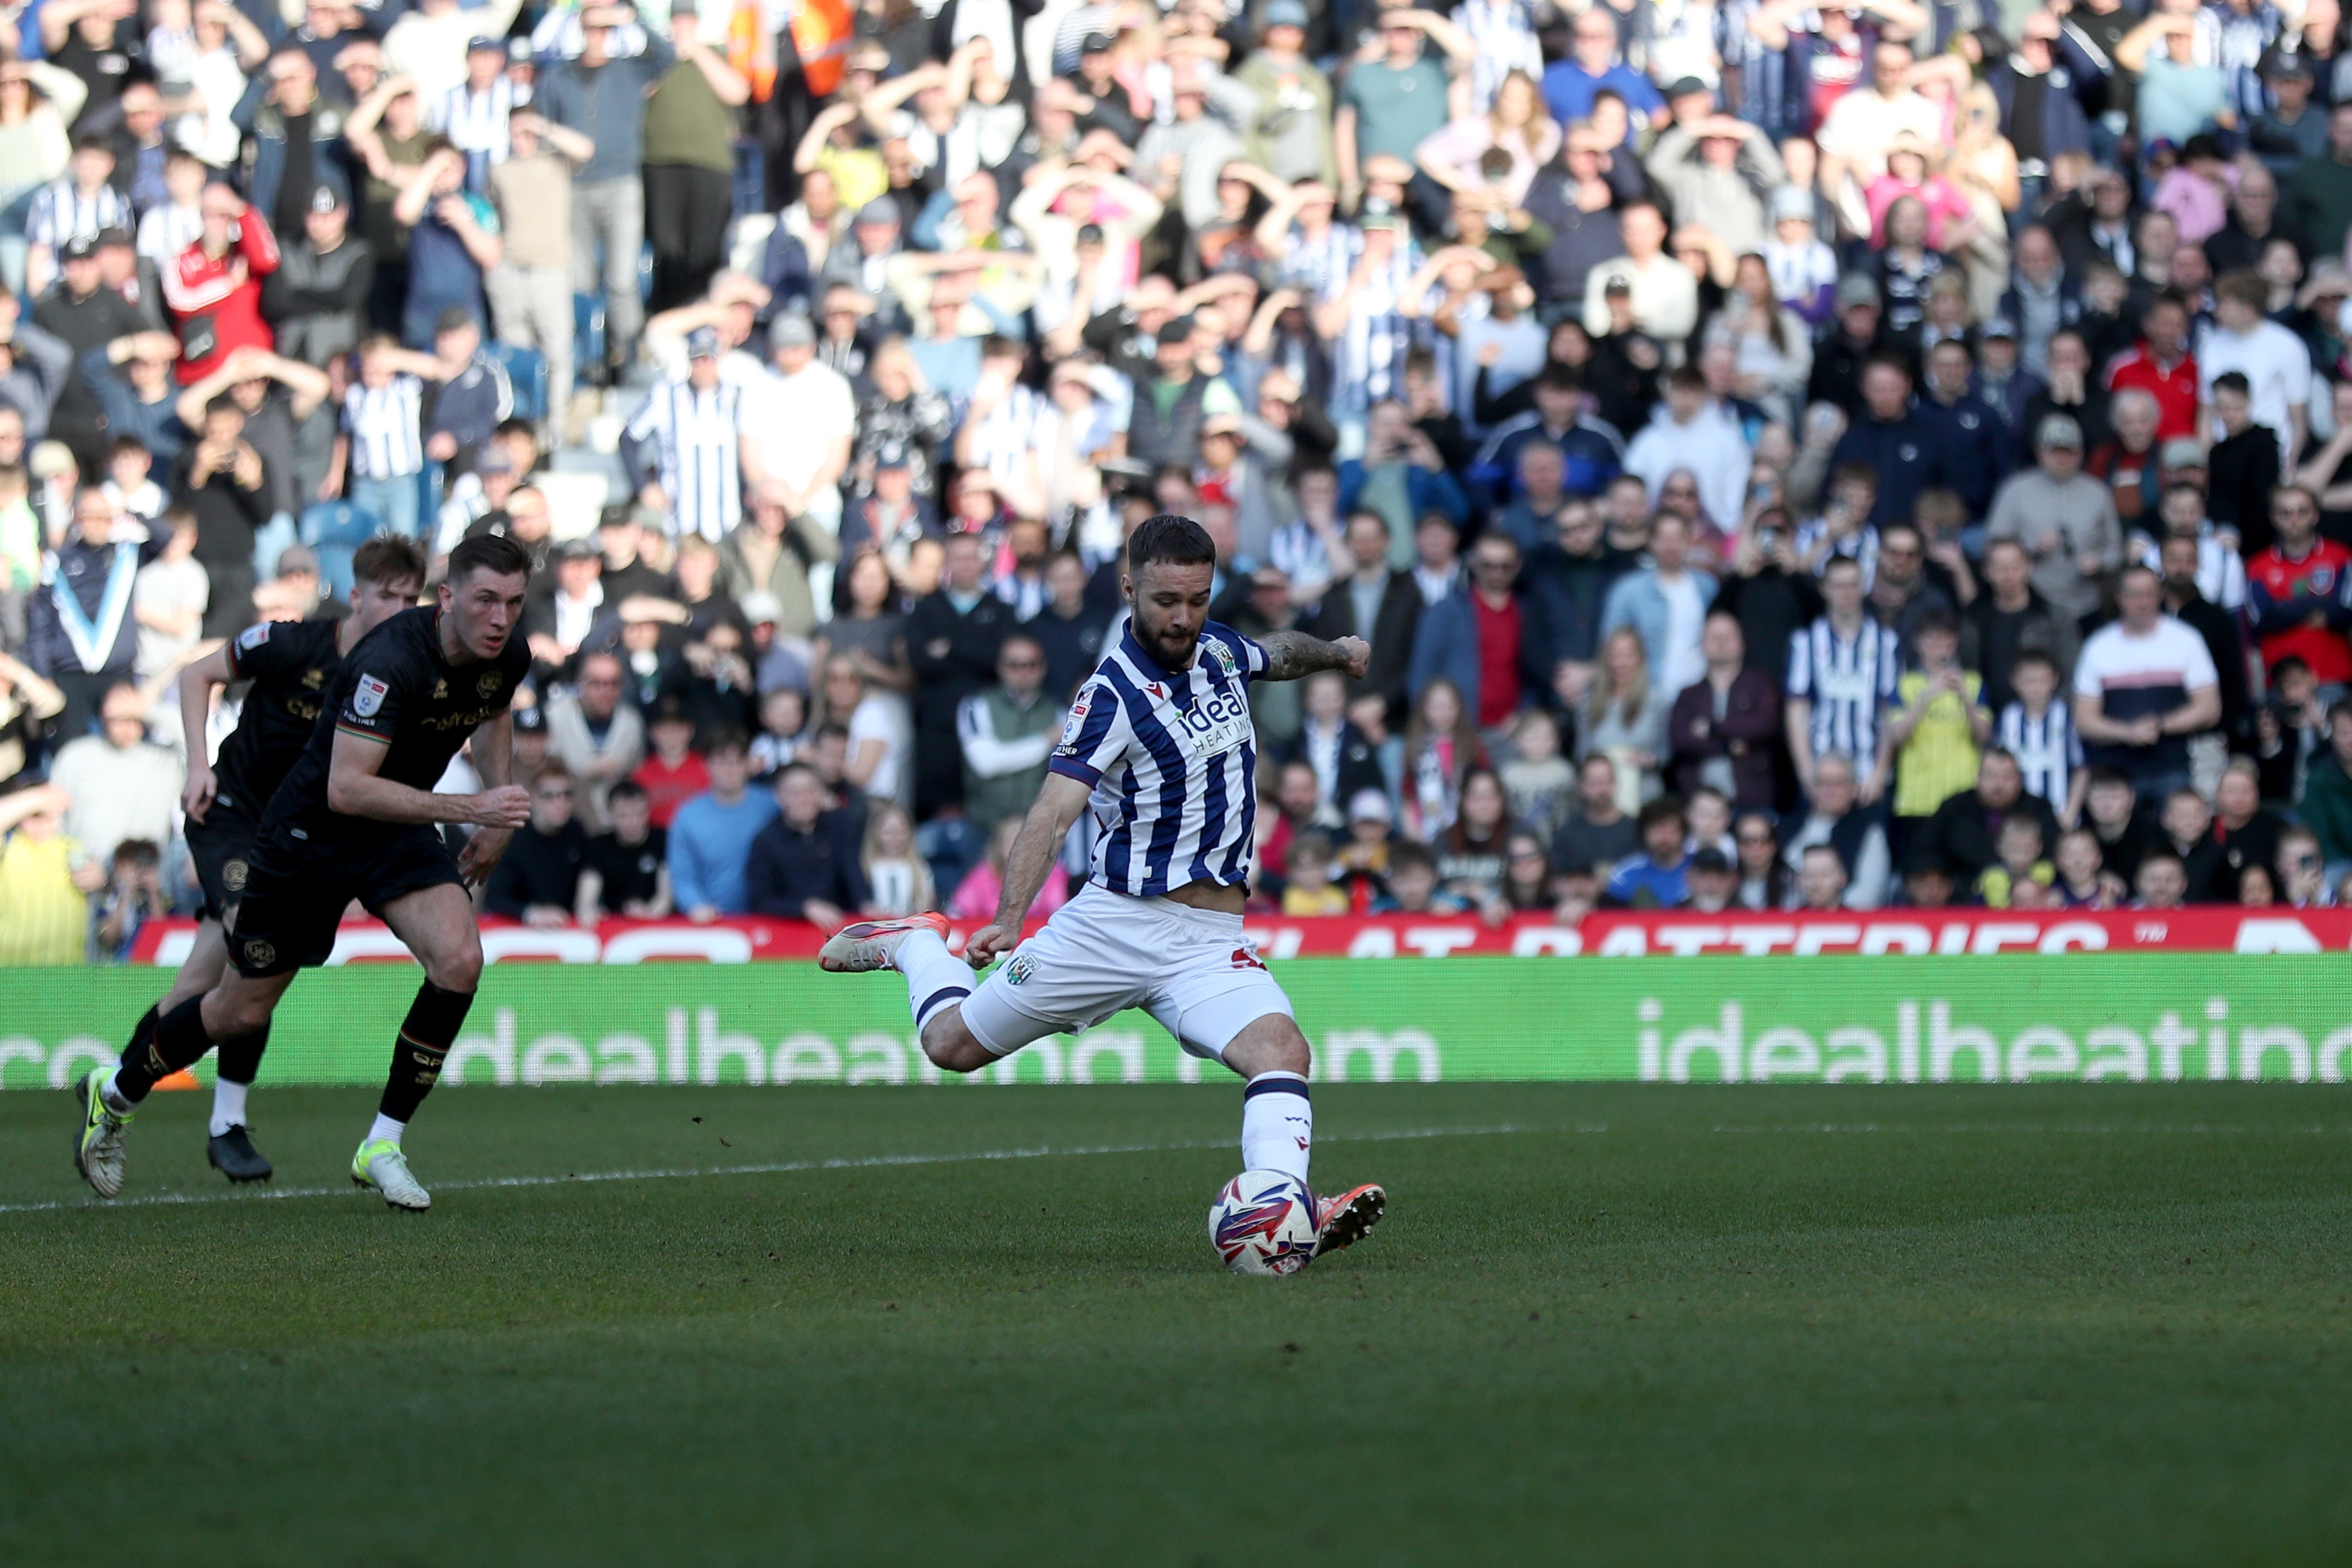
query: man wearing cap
[
  {"left": 642, "top": 7, "right": 752, "bottom": 314},
  {"left": 622, "top": 326, "right": 752, "bottom": 545},
  {"left": 262, "top": 183, "right": 373, "bottom": 367},
  {"left": 1986, "top": 413, "right": 2125, "bottom": 625},
  {"left": 2249, "top": 52, "right": 2328, "bottom": 179},
  {"left": 537, "top": 3, "right": 677, "bottom": 380},
  {"left": 385, "top": 0, "right": 526, "bottom": 107},
  {"left": 25, "top": 236, "right": 129, "bottom": 458},
  {"left": 1967, "top": 316, "right": 2046, "bottom": 441},
  {"left": 820, "top": 198, "right": 910, "bottom": 329},
  {"left": 744, "top": 311, "right": 856, "bottom": 541},
  {"left": 1232, "top": 1, "right": 1336, "bottom": 188},
  {"left": 428, "top": 34, "right": 520, "bottom": 195}
]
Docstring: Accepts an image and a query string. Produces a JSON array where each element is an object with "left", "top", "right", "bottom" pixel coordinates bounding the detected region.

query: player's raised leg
[
  {"left": 76, "top": 966, "right": 295, "bottom": 1199},
  {"left": 361, "top": 882, "right": 487, "bottom": 1210}
]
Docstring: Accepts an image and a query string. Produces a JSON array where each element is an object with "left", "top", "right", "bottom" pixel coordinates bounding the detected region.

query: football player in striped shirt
[{"left": 819, "top": 515, "right": 1388, "bottom": 1264}]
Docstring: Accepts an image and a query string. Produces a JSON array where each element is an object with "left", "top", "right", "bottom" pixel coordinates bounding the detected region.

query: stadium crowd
[{"left": 12, "top": 0, "right": 2352, "bottom": 961}]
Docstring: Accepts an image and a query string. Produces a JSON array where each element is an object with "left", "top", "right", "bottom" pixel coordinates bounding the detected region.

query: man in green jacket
[
  {"left": 2298, "top": 705, "right": 2352, "bottom": 877},
  {"left": 1232, "top": 0, "right": 1336, "bottom": 187},
  {"left": 2285, "top": 102, "right": 2352, "bottom": 259}
]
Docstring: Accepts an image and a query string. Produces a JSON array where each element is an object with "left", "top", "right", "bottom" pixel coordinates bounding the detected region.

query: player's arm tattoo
[{"left": 1257, "top": 629, "right": 1360, "bottom": 683}]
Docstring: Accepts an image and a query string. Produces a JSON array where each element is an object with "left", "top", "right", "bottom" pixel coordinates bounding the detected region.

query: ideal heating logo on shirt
[{"left": 1170, "top": 687, "right": 1249, "bottom": 759}]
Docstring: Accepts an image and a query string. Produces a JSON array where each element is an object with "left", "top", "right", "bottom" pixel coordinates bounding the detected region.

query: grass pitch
[{"left": 3, "top": 1081, "right": 2350, "bottom": 1567}]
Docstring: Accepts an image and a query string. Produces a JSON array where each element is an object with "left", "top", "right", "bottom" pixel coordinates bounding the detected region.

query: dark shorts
[
  {"left": 184, "top": 804, "right": 263, "bottom": 923},
  {"left": 227, "top": 823, "right": 465, "bottom": 978}
]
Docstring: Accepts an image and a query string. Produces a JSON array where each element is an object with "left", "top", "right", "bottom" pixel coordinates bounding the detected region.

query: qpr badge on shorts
[
  {"left": 1004, "top": 953, "right": 1035, "bottom": 986},
  {"left": 242, "top": 938, "right": 276, "bottom": 969},
  {"left": 352, "top": 673, "right": 389, "bottom": 718},
  {"left": 223, "top": 859, "right": 248, "bottom": 893}
]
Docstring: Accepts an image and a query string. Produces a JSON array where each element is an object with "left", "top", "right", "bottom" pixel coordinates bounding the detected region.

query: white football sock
[
  {"left": 99, "top": 1069, "right": 134, "bottom": 1116},
  {"left": 368, "top": 1112, "right": 406, "bottom": 1148},
  {"left": 897, "top": 930, "right": 972, "bottom": 1035},
  {"left": 1240, "top": 1071, "right": 1312, "bottom": 1184},
  {"left": 210, "top": 1079, "right": 248, "bottom": 1137}
]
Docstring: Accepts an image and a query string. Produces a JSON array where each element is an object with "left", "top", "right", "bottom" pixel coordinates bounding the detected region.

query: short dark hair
[
  {"left": 1637, "top": 794, "right": 1686, "bottom": 835},
  {"left": 446, "top": 532, "right": 531, "bottom": 585},
  {"left": 1863, "top": 350, "right": 1913, "bottom": 381},
  {"left": 106, "top": 434, "right": 149, "bottom": 462},
  {"left": 113, "top": 837, "right": 161, "bottom": 869},
  {"left": 351, "top": 533, "right": 427, "bottom": 592},
  {"left": 2012, "top": 649, "right": 2059, "bottom": 677},
  {"left": 704, "top": 726, "right": 752, "bottom": 759},
  {"left": 1387, "top": 840, "right": 1438, "bottom": 877},
  {"left": 1915, "top": 608, "right": 1959, "bottom": 640},
  {"left": 204, "top": 394, "right": 243, "bottom": 423},
  {"left": 2211, "top": 369, "right": 2252, "bottom": 398},
  {"left": 1127, "top": 513, "right": 1217, "bottom": 574},
  {"left": 608, "top": 778, "right": 649, "bottom": 805}
]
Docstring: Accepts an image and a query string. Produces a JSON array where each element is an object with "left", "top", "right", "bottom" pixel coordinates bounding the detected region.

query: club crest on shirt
[
  {"left": 1210, "top": 641, "right": 1239, "bottom": 678},
  {"left": 2312, "top": 566, "right": 2337, "bottom": 593},
  {"left": 433, "top": 678, "right": 448, "bottom": 700},
  {"left": 302, "top": 668, "right": 324, "bottom": 688},
  {"left": 478, "top": 672, "right": 503, "bottom": 698},
  {"left": 352, "top": 674, "right": 389, "bottom": 717},
  {"left": 1004, "top": 953, "right": 1035, "bottom": 986}
]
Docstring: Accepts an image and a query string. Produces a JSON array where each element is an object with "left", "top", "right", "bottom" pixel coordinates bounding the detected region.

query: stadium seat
[
  {"left": 491, "top": 343, "right": 549, "bottom": 425},
  {"left": 301, "top": 499, "right": 379, "bottom": 598}
]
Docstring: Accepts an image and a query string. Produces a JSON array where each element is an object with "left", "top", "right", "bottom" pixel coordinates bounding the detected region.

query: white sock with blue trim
[
  {"left": 1240, "top": 1071, "right": 1311, "bottom": 1184},
  {"left": 897, "top": 930, "right": 971, "bottom": 1037}
]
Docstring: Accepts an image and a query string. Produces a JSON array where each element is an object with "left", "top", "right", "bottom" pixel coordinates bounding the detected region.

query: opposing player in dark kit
[
  {"left": 72, "top": 535, "right": 537, "bottom": 1208},
  {"left": 125, "top": 535, "right": 428, "bottom": 1185}
]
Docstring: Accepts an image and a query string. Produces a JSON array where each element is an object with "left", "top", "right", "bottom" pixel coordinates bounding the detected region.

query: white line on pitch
[{"left": 0, "top": 1123, "right": 1552, "bottom": 1217}]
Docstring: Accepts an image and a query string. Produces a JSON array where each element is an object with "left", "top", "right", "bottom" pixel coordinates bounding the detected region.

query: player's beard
[{"left": 1135, "top": 614, "right": 1199, "bottom": 672}]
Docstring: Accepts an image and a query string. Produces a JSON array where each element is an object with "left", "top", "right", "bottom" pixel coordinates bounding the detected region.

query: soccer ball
[{"left": 1209, "top": 1170, "right": 1318, "bottom": 1276}]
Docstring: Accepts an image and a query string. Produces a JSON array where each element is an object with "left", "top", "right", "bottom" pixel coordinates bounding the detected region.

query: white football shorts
[{"left": 960, "top": 882, "right": 1294, "bottom": 1063}]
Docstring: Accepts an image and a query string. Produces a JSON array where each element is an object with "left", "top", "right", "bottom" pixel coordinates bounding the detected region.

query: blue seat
[
  {"left": 490, "top": 342, "right": 547, "bottom": 424},
  {"left": 301, "top": 500, "right": 380, "bottom": 599}
]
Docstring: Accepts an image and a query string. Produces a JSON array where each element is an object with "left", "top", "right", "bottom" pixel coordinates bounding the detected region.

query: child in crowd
[
  {"left": 1888, "top": 611, "right": 1988, "bottom": 823},
  {"left": 337, "top": 336, "right": 436, "bottom": 539},
  {"left": 579, "top": 779, "right": 671, "bottom": 921},
  {"left": 1685, "top": 785, "right": 1735, "bottom": 861},
  {"left": 1500, "top": 708, "right": 1574, "bottom": 841},
  {"left": 2052, "top": 828, "right": 2116, "bottom": 908},
  {"left": 1998, "top": 651, "right": 2085, "bottom": 828},
  {"left": 1280, "top": 832, "right": 1350, "bottom": 916},
  {"left": 860, "top": 803, "right": 935, "bottom": 917},
  {"left": 1794, "top": 463, "right": 1880, "bottom": 582},
  {"left": 2134, "top": 852, "right": 2190, "bottom": 909},
  {"left": 104, "top": 437, "right": 165, "bottom": 522},
  {"left": 1332, "top": 788, "right": 1395, "bottom": 909},
  {"left": 951, "top": 814, "right": 1068, "bottom": 923},
  {"left": 136, "top": 147, "right": 208, "bottom": 269},
  {"left": 750, "top": 687, "right": 808, "bottom": 777},
  {"left": 1763, "top": 184, "right": 1837, "bottom": 327},
  {"left": 89, "top": 837, "right": 169, "bottom": 963},
  {"left": 1373, "top": 840, "right": 1459, "bottom": 915},
  {"left": 1977, "top": 815, "right": 2055, "bottom": 908},
  {"left": 630, "top": 701, "right": 711, "bottom": 829},
  {"left": 2276, "top": 826, "right": 2335, "bottom": 908}
]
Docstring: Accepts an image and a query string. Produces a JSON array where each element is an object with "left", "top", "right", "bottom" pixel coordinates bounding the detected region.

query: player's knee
[
  {"left": 427, "top": 941, "right": 483, "bottom": 994},
  {"left": 920, "top": 1014, "right": 995, "bottom": 1075}
]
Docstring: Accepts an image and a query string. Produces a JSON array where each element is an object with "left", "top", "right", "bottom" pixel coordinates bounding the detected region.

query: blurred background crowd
[{"left": 6, "top": 0, "right": 2352, "bottom": 963}]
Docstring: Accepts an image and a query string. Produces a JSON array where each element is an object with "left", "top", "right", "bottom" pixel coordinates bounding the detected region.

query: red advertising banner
[{"left": 123, "top": 906, "right": 2352, "bottom": 966}]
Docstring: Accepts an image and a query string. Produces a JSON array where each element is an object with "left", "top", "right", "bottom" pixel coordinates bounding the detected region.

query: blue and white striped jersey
[
  {"left": 1998, "top": 701, "right": 2082, "bottom": 810},
  {"left": 1049, "top": 622, "right": 1271, "bottom": 898},
  {"left": 1786, "top": 616, "right": 1902, "bottom": 763}
]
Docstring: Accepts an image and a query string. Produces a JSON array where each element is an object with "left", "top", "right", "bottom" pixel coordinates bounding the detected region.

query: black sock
[
  {"left": 115, "top": 997, "right": 217, "bottom": 1104},
  {"left": 123, "top": 1003, "right": 159, "bottom": 1068},
  {"left": 377, "top": 981, "right": 475, "bottom": 1123},
  {"left": 214, "top": 1020, "right": 271, "bottom": 1088}
]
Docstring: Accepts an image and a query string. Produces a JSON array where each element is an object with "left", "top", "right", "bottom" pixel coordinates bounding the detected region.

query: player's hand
[
  {"left": 1331, "top": 635, "right": 1371, "bottom": 680},
  {"left": 182, "top": 759, "right": 217, "bottom": 824},
  {"left": 457, "top": 825, "right": 515, "bottom": 885},
  {"left": 468, "top": 785, "right": 532, "bottom": 828},
  {"left": 964, "top": 921, "right": 1016, "bottom": 969}
]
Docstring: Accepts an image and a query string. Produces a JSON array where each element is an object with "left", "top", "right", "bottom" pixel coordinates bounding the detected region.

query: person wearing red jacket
[
  {"left": 163, "top": 183, "right": 281, "bottom": 385},
  {"left": 2245, "top": 483, "right": 2352, "bottom": 691}
]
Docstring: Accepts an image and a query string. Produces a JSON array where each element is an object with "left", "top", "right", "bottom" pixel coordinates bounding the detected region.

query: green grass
[{"left": 3, "top": 1081, "right": 2350, "bottom": 1567}]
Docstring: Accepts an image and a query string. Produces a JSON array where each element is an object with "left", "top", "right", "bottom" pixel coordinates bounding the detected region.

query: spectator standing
[
  {"left": 1667, "top": 611, "right": 1780, "bottom": 812},
  {"left": 1337, "top": 7, "right": 1472, "bottom": 192},
  {"left": 956, "top": 634, "right": 1058, "bottom": 840},
  {"left": 745, "top": 313, "right": 856, "bottom": 551},
  {"left": 1984, "top": 414, "right": 2123, "bottom": 628},
  {"left": 543, "top": 651, "right": 646, "bottom": 833},
  {"left": 667, "top": 729, "right": 779, "bottom": 921},
  {"left": 2199, "top": 269, "right": 2311, "bottom": 467},
  {"left": 906, "top": 531, "right": 1012, "bottom": 821},
  {"left": 162, "top": 184, "right": 279, "bottom": 385},
  {"left": 130, "top": 507, "right": 205, "bottom": 683},
  {"left": 1600, "top": 512, "right": 1716, "bottom": 699},
  {"left": 26, "top": 136, "right": 130, "bottom": 299},
  {"left": 1623, "top": 366, "right": 1753, "bottom": 531},
  {"left": 26, "top": 486, "right": 159, "bottom": 740},
  {"left": 0, "top": 784, "right": 100, "bottom": 965},
  {"left": 642, "top": 8, "right": 750, "bottom": 314},
  {"left": 487, "top": 110, "right": 592, "bottom": 427},
  {"left": 2299, "top": 705, "right": 2352, "bottom": 877},
  {"left": 1581, "top": 202, "right": 1696, "bottom": 344},
  {"left": 746, "top": 761, "right": 867, "bottom": 926},
  {"left": 1305, "top": 510, "right": 1421, "bottom": 723},
  {"left": 429, "top": 36, "right": 519, "bottom": 194},
  {"left": 623, "top": 327, "right": 752, "bottom": 545},
  {"left": 1786, "top": 554, "right": 1901, "bottom": 804},
  {"left": 170, "top": 392, "right": 270, "bottom": 636},
  {"left": 1826, "top": 353, "right": 1948, "bottom": 531},
  {"left": 391, "top": 140, "right": 501, "bottom": 349},
  {"left": 1962, "top": 535, "right": 2081, "bottom": 716},
  {"left": 1407, "top": 529, "right": 1532, "bottom": 748},
  {"left": 261, "top": 184, "right": 373, "bottom": 368},
  {"left": 2074, "top": 566, "right": 2224, "bottom": 800},
  {"left": 2245, "top": 483, "right": 2352, "bottom": 697},
  {"left": 539, "top": 3, "right": 675, "bottom": 383},
  {"left": 1884, "top": 610, "right": 1992, "bottom": 824},
  {"left": 336, "top": 337, "right": 431, "bottom": 539},
  {"left": 2284, "top": 101, "right": 2352, "bottom": 261},
  {"left": 46, "top": 680, "right": 179, "bottom": 867}
]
